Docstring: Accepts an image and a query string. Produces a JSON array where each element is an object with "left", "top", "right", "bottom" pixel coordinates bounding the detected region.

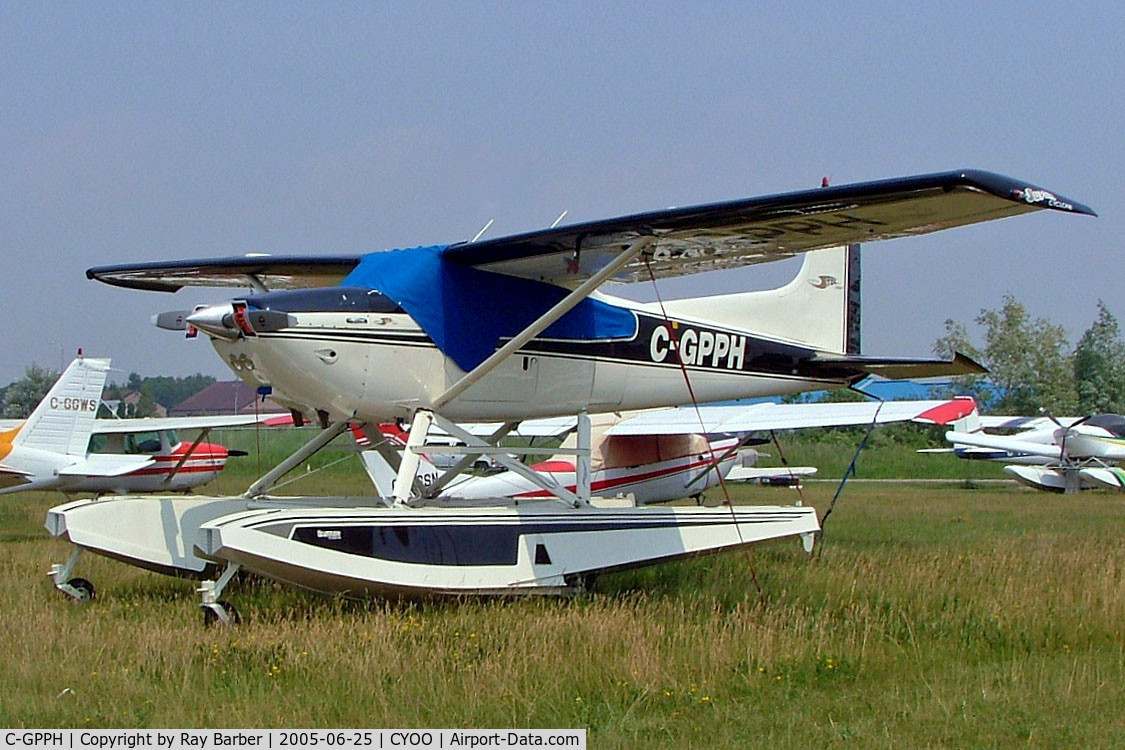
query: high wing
[
  {"left": 86, "top": 170, "right": 1093, "bottom": 292},
  {"left": 57, "top": 454, "right": 155, "bottom": 477},
  {"left": 606, "top": 398, "right": 978, "bottom": 436},
  {"left": 944, "top": 430, "right": 1063, "bottom": 460},
  {"left": 89, "top": 414, "right": 279, "bottom": 435}
]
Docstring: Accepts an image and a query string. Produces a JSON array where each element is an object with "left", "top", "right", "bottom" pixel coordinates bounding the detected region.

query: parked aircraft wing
[
  {"left": 86, "top": 170, "right": 1092, "bottom": 291},
  {"left": 943, "top": 430, "right": 1063, "bottom": 460},
  {"left": 607, "top": 397, "right": 978, "bottom": 436},
  {"left": 86, "top": 255, "right": 359, "bottom": 293},
  {"left": 58, "top": 454, "right": 155, "bottom": 477},
  {"left": 89, "top": 414, "right": 279, "bottom": 434},
  {"left": 442, "top": 170, "right": 1094, "bottom": 284}
]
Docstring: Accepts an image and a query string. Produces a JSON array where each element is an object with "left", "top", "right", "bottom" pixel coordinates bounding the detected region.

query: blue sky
[{"left": 1, "top": 2, "right": 1118, "bottom": 384}]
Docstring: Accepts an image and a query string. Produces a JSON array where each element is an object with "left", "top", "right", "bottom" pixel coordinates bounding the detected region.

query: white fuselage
[{"left": 211, "top": 305, "right": 839, "bottom": 423}]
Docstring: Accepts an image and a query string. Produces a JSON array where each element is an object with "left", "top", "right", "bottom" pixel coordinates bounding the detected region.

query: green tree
[
  {"left": 140, "top": 374, "right": 216, "bottom": 410},
  {"left": 3, "top": 364, "right": 59, "bottom": 418},
  {"left": 933, "top": 294, "right": 1077, "bottom": 414},
  {"left": 1073, "top": 301, "right": 1125, "bottom": 414},
  {"left": 932, "top": 318, "right": 991, "bottom": 404}
]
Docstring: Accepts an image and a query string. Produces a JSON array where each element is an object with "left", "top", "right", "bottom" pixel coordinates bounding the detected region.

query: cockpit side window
[{"left": 124, "top": 432, "right": 163, "bottom": 454}]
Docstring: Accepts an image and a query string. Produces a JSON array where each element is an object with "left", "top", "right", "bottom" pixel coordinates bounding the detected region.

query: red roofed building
[{"left": 169, "top": 380, "right": 287, "bottom": 416}]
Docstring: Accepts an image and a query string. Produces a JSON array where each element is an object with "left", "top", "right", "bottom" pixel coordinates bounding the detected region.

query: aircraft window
[
  {"left": 87, "top": 434, "right": 108, "bottom": 454},
  {"left": 244, "top": 287, "right": 402, "bottom": 314},
  {"left": 1084, "top": 414, "right": 1125, "bottom": 437},
  {"left": 124, "top": 432, "right": 163, "bottom": 454}
]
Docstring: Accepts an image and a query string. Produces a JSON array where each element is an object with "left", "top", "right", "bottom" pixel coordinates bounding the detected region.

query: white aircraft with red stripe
[
  {"left": 0, "top": 356, "right": 268, "bottom": 496},
  {"left": 354, "top": 398, "right": 978, "bottom": 506}
]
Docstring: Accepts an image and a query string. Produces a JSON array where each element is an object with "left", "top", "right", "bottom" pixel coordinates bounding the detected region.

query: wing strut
[
  {"left": 243, "top": 420, "right": 351, "bottom": 499},
  {"left": 161, "top": 427, "right": 212, "bottom": 485},
  {"left": 432, "top": 236, "right": 655, "bottom": 411}
]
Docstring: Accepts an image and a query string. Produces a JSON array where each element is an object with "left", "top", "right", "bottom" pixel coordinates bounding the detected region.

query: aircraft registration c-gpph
[{"left": 58, "top": 169, "right": 1091, "bottom": 621}]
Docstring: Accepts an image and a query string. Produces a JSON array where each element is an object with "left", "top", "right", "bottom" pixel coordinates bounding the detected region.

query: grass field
[{"left": 1, "top": 460, "right": 1124, "bottom": 746}]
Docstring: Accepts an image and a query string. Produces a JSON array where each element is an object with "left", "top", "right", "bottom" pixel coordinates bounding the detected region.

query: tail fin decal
[{"left": 13, "top": 357, "right": 111, "bottom": 457}]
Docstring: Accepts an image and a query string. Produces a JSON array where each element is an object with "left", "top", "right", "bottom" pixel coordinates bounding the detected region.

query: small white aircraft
[
  {"left": 52, "top": 169, "right": 1090, "bottom": 621},
  {"left": 944, "top": 413, "right": 1125, "bottom": 493},
  {"left": 0, "top": 356, "right": 267, "bottom": 497}
]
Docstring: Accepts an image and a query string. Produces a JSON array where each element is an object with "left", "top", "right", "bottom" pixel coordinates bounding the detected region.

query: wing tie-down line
[{"left": 642, "top": 253, "right": 766, "bottom": 605}]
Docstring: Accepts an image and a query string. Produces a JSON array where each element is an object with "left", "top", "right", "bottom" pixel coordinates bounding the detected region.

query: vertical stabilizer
[
  {"left": 659, "top": 245, "right": 861, "bottom": 354},
  {"left": 13, "top": 357, "right": 111, "bottom": 457}
]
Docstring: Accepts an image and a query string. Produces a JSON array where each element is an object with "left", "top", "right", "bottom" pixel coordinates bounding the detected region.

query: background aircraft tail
[
  {"left": 351, "top": 423, "right": 441, "bottom": 496},
  {"left": 660, "top": 245, "right": 861, "bottom": 354},
  {"left": 12, "top": 357, "right": 111, "bottom": 457}
]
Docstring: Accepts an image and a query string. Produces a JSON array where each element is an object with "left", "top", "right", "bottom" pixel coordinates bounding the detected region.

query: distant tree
[
  {"left": 934, "top": 294, "right": 1077, "bottom": 414},
  {"left": 1073, "top": 301, "right": 1125, "bottom": 414},
  {"left": 140, "top": 374, "right": 216, "bottom": 410},
  {"left": 3, "top": 364, "right": 59, "bottom": 418},
  {"left": 932, "top": 318, "right": 991, "bottom": 404}
]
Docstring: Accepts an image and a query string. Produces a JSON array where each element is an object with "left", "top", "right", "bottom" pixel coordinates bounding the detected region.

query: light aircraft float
[
  {"left": 942, "top": 413, "right": 1125, "bottom": 493},
  {"left": 0, "top": 356, "right": 266, "bottom": 501},
  {"left": 48, "top": 169, "right": 1090, "bottom": 622}
]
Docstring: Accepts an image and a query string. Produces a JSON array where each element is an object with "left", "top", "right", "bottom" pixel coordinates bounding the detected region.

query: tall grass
[{"left": 1, "top": 482, "right": 1123, "bottom": 746}]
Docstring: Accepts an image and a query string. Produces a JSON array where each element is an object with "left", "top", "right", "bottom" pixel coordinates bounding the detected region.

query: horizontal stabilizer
[
  {"left": 726, "top": 466, "right": 817, "bottom": 483},
  {"left": 806, "top": 352, "right": 986, "bottom": 381},
  {"left": 0, "top": 466, "right": 33, "bottom": 490}
]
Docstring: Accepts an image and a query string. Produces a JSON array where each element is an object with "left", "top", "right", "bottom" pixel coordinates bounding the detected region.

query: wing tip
[{"left": 958, "top": 169, "right": 1096, "bottom": 217}]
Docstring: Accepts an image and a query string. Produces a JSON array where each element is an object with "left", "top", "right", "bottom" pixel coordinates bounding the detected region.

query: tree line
[
  {"left": 0, "top": 367, "right": 215, "bottom": 419},
  {"left": 934, "top": 296, "right": 1125, "bottom": 415}
]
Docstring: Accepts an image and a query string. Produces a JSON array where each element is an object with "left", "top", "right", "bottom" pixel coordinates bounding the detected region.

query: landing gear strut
[
  {"left": 199, "top": 562, "right": 242, "bottom": 626},
  {"left": 48, "top": 547, "right": 95, "bottom": 601}
]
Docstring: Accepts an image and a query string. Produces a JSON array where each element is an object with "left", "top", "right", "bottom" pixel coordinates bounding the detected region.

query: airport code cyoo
[{"left": 0, "top": 732, "right": 585, "bottom": 750}]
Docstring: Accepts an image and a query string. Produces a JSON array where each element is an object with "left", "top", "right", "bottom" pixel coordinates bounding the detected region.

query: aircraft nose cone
[{"left": 186, "top": 303, "right": 237, "bottom": 339}]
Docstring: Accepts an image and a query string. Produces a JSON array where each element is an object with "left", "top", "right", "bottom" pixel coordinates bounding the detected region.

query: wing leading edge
[{"left": 86, "top": 169, "right": 1092, "bottom": 292}]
